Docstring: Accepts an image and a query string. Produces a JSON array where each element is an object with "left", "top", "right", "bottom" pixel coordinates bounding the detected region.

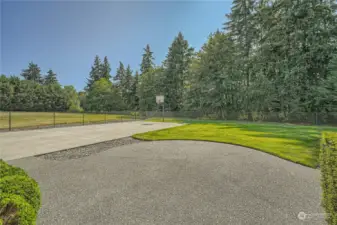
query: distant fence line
[{"left": 0, "top": 110, "right": 337, "bottom": 131}]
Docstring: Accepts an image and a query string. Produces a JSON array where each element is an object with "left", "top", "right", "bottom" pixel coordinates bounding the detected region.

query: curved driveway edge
[
  {"left": 9, "top": 140, "right": 324, "bottom": 225},
  {"left": 0, "top": 121, "right": 183, "bottom": 161}
]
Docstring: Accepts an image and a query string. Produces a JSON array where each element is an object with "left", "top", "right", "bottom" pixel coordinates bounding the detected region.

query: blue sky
[{"left": 1, "top": 1, "right": 231, "bottom": 91}]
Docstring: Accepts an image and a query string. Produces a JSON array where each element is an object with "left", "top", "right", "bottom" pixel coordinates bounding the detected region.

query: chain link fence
[
  {"left": 140, "top": 111, "right": 337, "bottom": 126},
  {"left": 1, "top": 110, "right": 337, "bottom": 131},
  {"left": 0, "top": 111, "right": 141, "bottom": 131}
]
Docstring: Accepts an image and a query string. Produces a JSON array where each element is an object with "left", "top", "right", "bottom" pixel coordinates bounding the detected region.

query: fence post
[
  {"left": 315, "top": 112, "right": 318, "bottom": 125},
  {"left": 8, "top": 111, "right": 12, "bottom": 131},
  {"left": 105, "top": 113, "right": 107, "bottom": 123},
  {"left": 53, "top": 112, "right": 56, "bottom": 127},
  {"left": 82, "top": 112, "right": 85, "bottom": 125},
  {"left": 121, "top": 114, "right": 123, "bottom": 122}
]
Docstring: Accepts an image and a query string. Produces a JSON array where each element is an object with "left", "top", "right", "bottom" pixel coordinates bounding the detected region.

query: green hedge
[
  {"left": 0, "top": 161, "right": 41, "bottom": 225},
  {"left": 0, "top": 176, "right": 41, "bottom": 213},
  {"left": 0, "top": 194, "right": 36, "bottom": 225},
  {"left": 0, "top": 160, "right": 27, "bottom": 178},
  {"left": 320, "top": 132, "right": 337, "bottom": 225}
]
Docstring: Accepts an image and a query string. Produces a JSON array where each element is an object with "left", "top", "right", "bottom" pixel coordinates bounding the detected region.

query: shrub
[
  {"left": 0, "top": 160, "right": 27, "bottom": 178},
  {"left": 320, "top": 132, "right": 337, "bottom": 225},
  {"left": 0, "top": 175, "right": 41, "bottom": 214},
  {"left": 0, "top": 193, "right": 36, "bottom": 225}
]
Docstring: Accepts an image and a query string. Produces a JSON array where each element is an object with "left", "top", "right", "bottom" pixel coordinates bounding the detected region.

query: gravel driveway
[{"left": 9, "top": 140, "right": 325, "bottom": 225}]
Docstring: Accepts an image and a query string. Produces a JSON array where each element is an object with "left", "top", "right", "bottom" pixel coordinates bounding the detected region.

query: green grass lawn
[
  {"left": 0, "top": 112, "right": 134, "bottom": 129},
  {"left": 134, "top": 121, "right": 337, "bottom": 168}
]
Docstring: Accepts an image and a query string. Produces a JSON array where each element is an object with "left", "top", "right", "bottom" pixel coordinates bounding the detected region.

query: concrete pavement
[
  {"left": 0, "top": 121, "right": 182, "bottom": 160},
  {"left": 9, "top": 141, "right": 325, "bottom": 225}
]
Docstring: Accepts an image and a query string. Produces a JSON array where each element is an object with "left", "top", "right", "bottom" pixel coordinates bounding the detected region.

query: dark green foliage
[
  {"left": 162, "top": 32, "right": 194, "bottom": 111},
  {"left": 101, "top": 56, "right": 112, "bottom": 80},
  {"left": 1, "top": 0, "right": 336, "bottom": 115},
  {"left": 86, "top": 55, "right": 102, "bottom": 90},
  {"left": 140, "top": 44, "right": 155, "bottom": 75},
  {"left": 84, "top": 78, "right": 125, "bottom": 111},
  {"left": 0, "top": 75, "right": 13, "bottom": 111},
  {"left": 0, "top": 75, "right": 68, "bottom": 112},
  {"left": 0, "top": 176, "right": 41, "bottom": 213},
  {"left": 184, "top": 31, "right": 241, "bottom": 118},
  {"left": 121, "top": 65, "right": 134, "bottom": 108},
  {"left": 130, "top": 71, "right": 140, "bottom": 110},
  {"left": 113, "top": 62, "right": 125, "bottom": 88},
  {"left": 0, "top": 193, "right": 36, "bottom": 225},
  {"left": 138, "top": 67, "right": 164, "bottom": 111},
  {"left": 320, "top": 132, "right": 337, "bottom": 225},
  {"left": 20, "top": 62, "right": 43, "bottom": 84},
  {"left": 43, "top": 70, "right": 58, "bottom": 85}
]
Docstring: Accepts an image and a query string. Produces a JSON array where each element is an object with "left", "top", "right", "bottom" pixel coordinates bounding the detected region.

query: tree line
[
  {"left": 0, "top": 63, "right": 81, "bottom": 112},
  {"left": 1, "top": 0, "right": 336, "bottom": 121}
]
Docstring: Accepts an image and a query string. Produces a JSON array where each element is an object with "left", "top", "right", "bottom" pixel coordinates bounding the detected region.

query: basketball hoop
[{"left": 156, "top": 95, "right": 164, "bottom": 104}]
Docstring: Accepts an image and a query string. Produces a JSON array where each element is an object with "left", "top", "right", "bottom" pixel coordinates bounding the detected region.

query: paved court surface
[
  {"left": 0, "top": 121, "right": 182, "bottom": 161},
  {"left": 9, "top": 141, "right": 325, "bottom": 225}
]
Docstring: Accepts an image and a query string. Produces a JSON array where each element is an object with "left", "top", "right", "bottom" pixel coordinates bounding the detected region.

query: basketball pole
[{"left": 162, "top": 103, "right": 164, "bottom": 122}]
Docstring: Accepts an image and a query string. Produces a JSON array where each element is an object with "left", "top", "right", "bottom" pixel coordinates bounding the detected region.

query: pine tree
[
  {"left": 21, "top": 62, "right": 43, "bottom": 84},
  {"left": 138, "top": 68, "right": 163, "bottom": 111},
  {"left": 121, "top": 65, "right": 133, "bottom": 108},
  {"left": 140, "top": 44, "right": 155, "bottom": 75},
  {"left": 162, "top": 32, "right": 194, "bottom": 111},
  {"left": 101, "top": 56, "right": 112, "bottom": 80},
  {"left": 113, "top": 61, "right": 125, "bottom": 87},
  {"left": 186, "top": 31, "right": 239, "bottom": 118},
  {"left": 131, "top": 71, "right": 140, "bottom": 110},
  {"left": 86, "top": 55, "right": 102, "bottom": 90},
  {"left": 44, "top": 69, "right": 59, "bottom": 85},
  {"left": 225, "top": 0, "right": 256, "bottom": 118}
]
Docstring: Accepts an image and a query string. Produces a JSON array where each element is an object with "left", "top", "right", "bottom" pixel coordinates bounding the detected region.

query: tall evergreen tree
[
  {"left": 138, "top": 67, "right": 164, "bottom": 111},
  {"left": 101, "top": 56, "right": 112, "bottom": 80},
  {"left": 44, "top": 69, "right": 59, "bottom": 85},
  {"left": 21, "top": 62, "right": 43, "bottom": 84},
  {"left": 86, "top": 55, "right": 102, "bottom": 90},
  {"left": 162, "top": 32, "right": 194, "bottom": 111},
  {"left": 184, "top": 31, "right": 240, "bottom": 118},
  {"left": 225, "top": 0, "right": 256, "bottom": 118},
  {"left": 121, "top": 65, "right": 134, "bottom": 108},
  {"left": 113, "top": 61, "right": 125, "bottom": 87},
  {"left": 251, "top": 0, "right": 337, "bottom": 115},
  {"left": 140, "top": 44, "right": 155, "bottom": 75},
  {"left": 130, "top": 71, "right": 140, "bottom": 110}
]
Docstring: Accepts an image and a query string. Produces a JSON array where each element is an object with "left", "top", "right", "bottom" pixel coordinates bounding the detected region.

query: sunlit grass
[
  {"left": 133, "top": 122, "right": 337, "bottom": 168},
  {"left": 0, "top": 112, "right": 134, "bottom": 129}
]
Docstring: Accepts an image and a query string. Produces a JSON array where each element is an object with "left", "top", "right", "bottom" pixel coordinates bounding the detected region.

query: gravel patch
[{"left": 36, "top": 137, "right": 142, "bottom": 161}]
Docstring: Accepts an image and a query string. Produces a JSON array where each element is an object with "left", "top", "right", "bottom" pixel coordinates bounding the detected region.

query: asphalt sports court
[{"left": 0, "top": 122, "right": 326, "bottom": 225}]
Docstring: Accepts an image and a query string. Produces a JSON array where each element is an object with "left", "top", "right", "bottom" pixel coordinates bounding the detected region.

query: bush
[
  {"left": 0, "top": 160, "right": 27, "bottom": 178},
  {"left": 320, "top": 132, "right": 337, "bottom": 225},
  {"left": 0, "top": 176, "right": 41, "bottom": 214},
  {"left": 0, "top": 193, "right": 36, "bottom": 225}
]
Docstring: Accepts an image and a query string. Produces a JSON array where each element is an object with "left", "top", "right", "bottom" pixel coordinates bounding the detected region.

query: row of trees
[
  {"left": 136, "top": 0, "right": 337, "bottom": 120},
  {"left": 1, "top": 0, "right": 336, "bottom": 121},
  {"left": 0, "top": 65, "right": 81, "bottom": 112}
]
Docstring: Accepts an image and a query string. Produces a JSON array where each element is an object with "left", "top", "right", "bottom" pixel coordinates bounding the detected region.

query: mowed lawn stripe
[{"left": 133, "top": 122, "right": 337, "bottom": 168}]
